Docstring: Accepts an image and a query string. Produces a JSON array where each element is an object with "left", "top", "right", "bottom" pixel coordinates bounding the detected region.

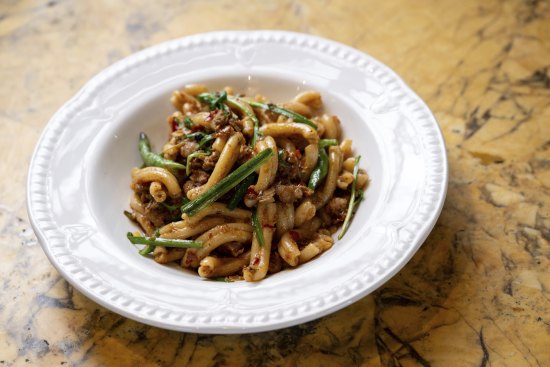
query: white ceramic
[{"left": 27, "top": 31, "right": 447, "bottom": 334}]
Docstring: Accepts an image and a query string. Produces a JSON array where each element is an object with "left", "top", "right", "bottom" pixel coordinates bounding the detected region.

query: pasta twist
[
  {"left": 198, "top": 252, "right": 251, "bottom": 278},
  {"left": 182, "top": 223, "right": 253, "bottom": 268},
  {"left": 311, "top": 145, "right": 343, "bottom": 209},
  {"left": 132, "top": 167, "right": 182, "bottom": 199},
  {"left": 160, "top": 217, "right": 229, "bottom": 239},
  {"left": 316, "top": 114, "right": 341, "bottom": 140},
  {"left": 180, "top": 203, "right": 251, "bottom": 226},
  {"left": 243, "top": 202, "right": 277, "bottom": 282},
  {"left": 149, "top": 181, "right": 167, "bottom": 203},
  {"left": 260, "top": 122, "right": 319, "bottom": 144},
  {"left": 275, "top": 203, "right": 295, "bottom": 239},
  {"left": 300, "top": 143, "right": 319, "bottom": 179},
  {"left": 171, "top": 90, "right": 201, "bottom": 114},
  {"left": 187, "top": 132, "right": 245, "bottom": 199},
  {"left": 253, "top": 136, "right": 278, "bottom": 193}
]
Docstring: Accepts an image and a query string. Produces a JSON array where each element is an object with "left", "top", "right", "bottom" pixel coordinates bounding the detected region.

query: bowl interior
[{"left": 85, "top": 72, "right": 384, "bottom": 285}]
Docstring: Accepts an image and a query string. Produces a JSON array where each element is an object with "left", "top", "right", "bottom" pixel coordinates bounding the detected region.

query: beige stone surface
[{"left": 1, "top": 0, "right": 549, "bottom": 366}]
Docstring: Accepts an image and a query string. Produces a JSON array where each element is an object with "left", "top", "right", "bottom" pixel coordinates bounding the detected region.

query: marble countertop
[{"left": 1, "top": 0, "right": 549, "bottom": 366}]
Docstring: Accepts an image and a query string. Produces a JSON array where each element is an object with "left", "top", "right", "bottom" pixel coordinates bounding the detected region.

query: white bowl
[{"left": 27, "top": 31, "right": 447, "bottom": 333}]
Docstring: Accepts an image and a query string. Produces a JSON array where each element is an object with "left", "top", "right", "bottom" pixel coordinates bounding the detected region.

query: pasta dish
[{"left": 125, "top": 85, "right": 368, "bottom": 282}]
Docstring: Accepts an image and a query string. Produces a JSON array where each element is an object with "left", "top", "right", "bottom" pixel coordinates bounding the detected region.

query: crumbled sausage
[
  {"left": 215, "top": 242, "right": 245, "bottom": 257},
  {"left": 268, "top": 251, "right": 283, "bottom": 274},
  {"left": 209, "top": 109, "right": 241, "bottom": 132},
  {"left": 183, "top": 170, "right": 210, "bottom": 194},
  {"left": 277, "top": 149, "right": 302, "bottom": 182},
  {"left": 207, "top": 109, "right": 229, "bottom": 130},
  {"left": 215, "top": 125, "right": 235, "bottom": 140},
  {"left": 188, "top": 151, "right": 220, "bottom": 172},
  {"left": 180, "top": 140, "right": 199, "bottom": 158},
  {"left": 257, "top": 187, "right": 275, "bottom": 204},
  {"left": 182, "top": 180, "right": 195, "bottom": 194},
  {"left": 275, "top": 184, "right": 313, "bottom": 203},
  {"left": 190, "top": 170, "right": 209, "bottom": 185},
  {"left": 325, "top": 197, "right": 349, "bottom": 224},
  {"left": 238, "top": 145, "right": 255, "bottom": 165},
  {"left": 201, "top": 151, "right": 220, "bottom": 171},
  {"left": 133, "top": 183, "right": 148, "bottom": 195}
]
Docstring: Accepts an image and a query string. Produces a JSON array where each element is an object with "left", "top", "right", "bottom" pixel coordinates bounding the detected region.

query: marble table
[{"left": 1, "top": 0, "right": 549, "bottom": 366}]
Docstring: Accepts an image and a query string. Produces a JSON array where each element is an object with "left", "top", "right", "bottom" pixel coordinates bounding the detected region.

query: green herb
[
  {"left": 138, "top": 132, "right": 186, "bottom": 171},
  {"left": 308, "top": 147, "right": 329, "bottom": 190},
  {"left": 183, "top": 117, "right": 194, "bottom": 129},
  {"left": 198, "top": 134, "right": 215, "bottom": 149},
  {"left": 176, "top": 116, "right": 194, "bottom": 130},
  {"left": 210, "top": 277, "right": 232, "bottom": 282},
  {"left": 196, "top": 93, "right": 215, "bottom": 105},
  {"left": 252, "top": 209, "right": 265, "bottom": 247},
  {"left": 277, "top": 149, "right": 290, "bottom": 168},
  {"left": 353, "top": 190, "right": 364, "bottom": 210},
  {"left": 197, "top": 92, "right": 261, "bottom": 146},
  {"left": 338, "top": 156, "right": 361, "bottom": 240},
  {"left": 210, "top": 90, "right": 228, "bottom": 111},
  {"left": 181, "top": 148, "right": 274, "bottom": 216},
  {"left": 247, "top": 101, "right": 317, "bottom": 129},
  {"left": 174, "top": 117, "right": 184, "bottom": 129},
  {"left": 197, "top": 91, "right": 231, "bottom": 115},
  {"left": 185, "top": 132, "right": 208, "bottom": 140},
  {"left": 227, "top": 173, "right": 256, "bottom": 210},
  {"left": 184, "top": 132, "right": 214, "bottom": 149}
]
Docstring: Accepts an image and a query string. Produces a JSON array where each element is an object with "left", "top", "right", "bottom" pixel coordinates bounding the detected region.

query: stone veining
[{"left": 1, "top": 0, "right": 549, "bottom": 365}]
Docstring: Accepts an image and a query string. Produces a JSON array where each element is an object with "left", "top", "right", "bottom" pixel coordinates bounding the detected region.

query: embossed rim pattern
[{"left": 27, "top": 31, "right": 448, "bottom": 333}]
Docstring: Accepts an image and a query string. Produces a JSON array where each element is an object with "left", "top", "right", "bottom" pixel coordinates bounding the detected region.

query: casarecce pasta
[{"left": 125, "top": 85, "right": 369, "bottom": 282}]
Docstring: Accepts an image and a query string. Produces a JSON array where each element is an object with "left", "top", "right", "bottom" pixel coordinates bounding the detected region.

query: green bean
[
  {"left": 308, "top": 147, "right": 329, "bottom": 190},
  {"left": 319, "top": 139, "right": 338, "bottom": 148},
  {"left": 338, "top": 156, "right": 361, "bottom": 240},
  {"left": 138, "top": 132, "right": 186, "bottom": 171},
  {"left": 123, "top": 210, "right": 135, "bottom": 221},
  {"left": 251, "top": 209, "right": 265, "bottom": 247},
  {"left": 247, "top": 101, "right": 317, "bottom": 129},
  {"left": 139, "top": 244, "right": 156, "bottom": 256},
  {"left": 227, "top": 173, "right": 257, "bottom": 210},
  {"left": 181, "top": 149, "right": 274, "bottom": 216},
  {"left": 127, "top": 232, "right": 203, "bottom": 249}
]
